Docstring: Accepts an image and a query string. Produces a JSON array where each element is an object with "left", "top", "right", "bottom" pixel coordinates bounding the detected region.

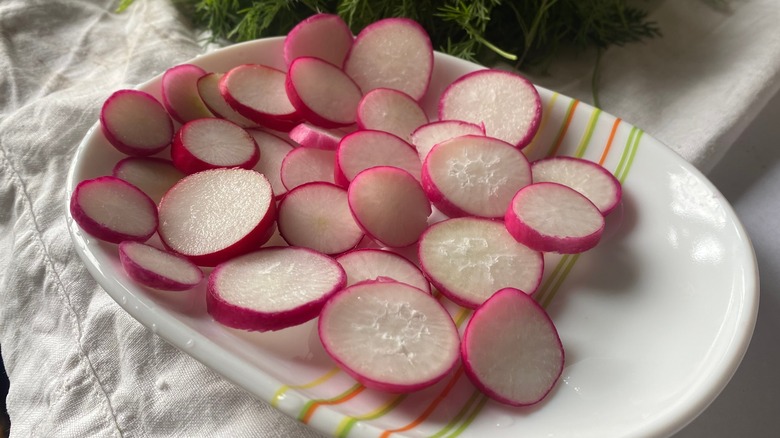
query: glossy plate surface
[{"left": 66, "top": 37, "right": 759, "bottom": 438}]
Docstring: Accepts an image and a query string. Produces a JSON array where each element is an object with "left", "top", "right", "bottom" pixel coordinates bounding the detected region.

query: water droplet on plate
[
  {"left": 150, "top": 323, "right": 158, "bottom": 334},
  {"left": 185, "top": 339, "right": 195, "bottom": 348},
  {"left": 120, "top": 296, "right": 127, "bottom": 305}
]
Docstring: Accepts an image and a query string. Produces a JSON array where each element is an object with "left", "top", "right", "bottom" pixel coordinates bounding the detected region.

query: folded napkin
[{"left": 0, "top": 0, "right": 777, "bottom": 437}]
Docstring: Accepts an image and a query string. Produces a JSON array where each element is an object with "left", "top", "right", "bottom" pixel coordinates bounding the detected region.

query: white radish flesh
[
  {"left": 280, "top": 147, "right": 337, "bottom": 191},
  {"left": 336, "top": 248, "right": 430, "bottom": 293},
  {"left": 283, "top": 13, "right": 353, "bottom": 68},
  {"left": 158, "top": 168, "right": 277, "bottom": 267},
  {"left": 100, "top": 89, "right": 173, "bottom": 156},
  {"left": 161, "top": 64, "right": 213, "bottom": 124},
  {"left": 288, "top": 123, "right": 343, "bottom": 150},
  {"left": 112, "top": 157, "right": 184, "bottom": 204},
  {"left": 531, "top": 156, "right": 622, "bottom": 215},
  {"left": 318, "top": 279, "right": 459, "bottom": 392},
  {"left": 207, "top": 246, "right": 346, "bottom": 332},
  {"left": 70, "top": 176, "right": 158, "bottom": 244},
  {"left": 505, "top": 182, "right": 605, "bottom": 254},
  {"left": 356, "top": 88, "right": 429, "bottom": 140},
  {"left": 410, "top": 120, "right": 485, "bottom": 162},
  {"left": 422, "top": 135, "right": 531, "bottom": 218},
  {"left": 197, "top": 72, "right": 258, "bottom": 128},
  {"left": 220, "top": 64, "right": 301, "bottom": 131},
  {"left": 118, "top": 241, "right": 204, "bottom": 291},
  {"left": 171, "top": 118, "right": 259, "bottom": 174},
  {"left": 285, "top": 57, "right": 363, "bottom": 128},
  {"left": 343, "top": 18, "right": 433, "bottom": 101},
  {"left": 439, "top": 69, "right": 541, "bottom": 149},
  {"left": 418, "top": 217, "right": 543, "bottom": 308},
  {"left": 335, "top": 130, "right": 422, "bottom": 186},
  {"left": 277, "top": 182, "right": 363, "bottom": 255},
  {"left": 348, "top": 166, "right": 431, "bottom": 248},
  {"left": 248, "top": 129, "right": 295, "bottom": 198},
  {"left": 461, "top": 287, "right": 564, "bottom": 406}
]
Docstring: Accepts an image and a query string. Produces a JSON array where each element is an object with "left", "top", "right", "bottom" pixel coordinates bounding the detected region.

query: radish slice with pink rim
[
  {"left": 531, "top": 156, "right": 623, "bottom": 216},
  {"left": 207, "top": 246, "right": 346, "bottom": 332},
  {"left": 336, "top": 248, "right": 430, "bottom": 293},
  {"left": 356, "top": 88, "right": 429, "bottom": 140},
  {"left": 161, "top": 64, "right": 213, "bottom": 124},
  {"left": 318, "top": 279, "right": 460, "bottom": 392},
  {"left": 118, "top": 241, "right": 204, "bottom": 291},
  {"left": 283, "top": 13, "right": 353, "bottom": 67},
  {"left": 70, "top": 176, "right": 158, "bottom": 244},
  {"left": 418, "top": 217, "right": 543, "bottom": 308},
  {"left": 288, "top": 123, "right": 343, "bottom": 150},
  {"left": 410, "top": 119, "right": 486, "bottom": 162},
  {"left": 158, "top": 168, "right": 277, "bottom": 267},
  {"left": 248, "top": 129, "right": 295, "bottom": 198},
  {"left": 438, "top": 69, "right": 541, "bottom": 149},
  {"left": 100, "top": 89, "right": 173, "bottom": 156},
  {"left": 505, "top": 182, "right": 605, "bottom": 254},
  {"left": 112, "top": 157, "right": 184, "bottom": 204},
  {"left": 280, "top": 147, "right": 336, "bottom": 191},
  {"left": 335, "top": 130, "right": 422, "bottom": 186},
  {"left": 197, "top": 72, "right": 258, "bottom": 128},
  {"left": 171, "top": 118, "right": 259, "bottom": 174},
  {"left": 461, "top": 287, "right": 564, "bottom": 406},
  {"left": 220, "top": 64, "right": 301, "bottom": 131}
]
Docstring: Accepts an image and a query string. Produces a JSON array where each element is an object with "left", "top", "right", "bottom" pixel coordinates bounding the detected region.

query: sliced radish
[
  {"left": 277, "top": 182, "right": 363, "bottom": 255},
  {"left": 288, "top": 122, "right": 343, "bottom": 150},
  {"left": 158, "top": 168, "right": 276, "bottom": 266},
  {"left": 422, "top": 135, "right": 532, "bottom": 218},
  {"left": 410, "top": 120, "right": 485, "bottom": 162},
  {"left": 70, "top": 176, "right": 158, "bottom": 244},
  {"left": 418, "top": 217, "right": 543, "bottom": 308},
  {"left": 100, "top": 89, "right": 173, "bottom": 156},
  {"left": 356, "top": 88, "right": 429, "bottom": 140},
  {"left": 335, "top": 130, "right": 422, "bottom": 186},
  {"left": 348, "top": 166, "right": 431, "bottom": 248},
  {"left": 171, "top": 118, "right": 259, "bottom": 174},
  {"left": 285, "top": 57, "right": 363, "bottom": 128},
  {"left": 505, "top": 182, "right": 605, "bottom": 254},
  {"left": 118, "top": 241, "right": 204, "bottom": 291},
  {"left": 531, "top": 156, "right": 622, "bottom": 216},
  {"left": 220, "top": 64, "right": 301, "bottom": 131},
  {"left": 343, "top": 18, "right": 433, "bottom": 101},
  {"left": 280, "top": 147, "right": 336, "bottom": 191},
  {"left": 161, "top": 64, "right": 213, "bottom": 124},
  {"left": 461, "top": 287, "right": 564, "bottom": 406},
  {"left": 318, "top": 279, "right": 459, "bottom": 392},
  {"left": 283, "top": 13, "right": 353, "bottom": 68},
  {"left": 197, "top": 72, "right": 258, "bottom": 128},
  {"left": 112, "top": 157, "right": 184, "bottom": 204},
  {"left": 336, "top": 248, "right": 430, "bottom": 293},
  {"left": 207, "top": 246, "right": 346, "bottom": 332},
  {"left": 248, "top": 129, "right": 295, "bottom": 198},
  {"left": 439, "top": 69, "right": 541, "bottom": 149}
]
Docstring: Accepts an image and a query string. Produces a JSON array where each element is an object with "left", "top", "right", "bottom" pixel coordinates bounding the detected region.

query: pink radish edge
[
  {"left": 171, "top": 118, "right": 260, "bottom": 174},
  {"left": 118, "top": 241, "right": 204, "bottom": 291},
  {"left": 283, "top": 13, "right": 354, "bottom": 68},
  {"left": 161, "top": 63, "right": 213, "bottom": 124},
  {"left": 100, "top": 89, "right": 173, "bottom": 156}
]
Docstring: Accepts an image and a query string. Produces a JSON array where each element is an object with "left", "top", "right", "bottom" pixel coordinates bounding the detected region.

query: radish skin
[
  {"left": 335, "top": 130, "right": 422, "bottom": 186},
  {"left": 118, "top": 241, "right": 204, "bottom": 291},
  {"left": 410, "top": 120, "right": 485, "bottom": 162},
  {"left": 288, "top": 123, "right": 343, "bottom": 150},
  {"left": 284, "top": 13, "right": 353, "bottom": 68},
  {"left": 171, "top": 118, "right": 260, "bottom": 174},
  {"left": 161, "top": 64, "right": 213, "bottom": 124},
  {"left": 531, "top": 156, "right": 622, "bottom": 216},
  {"left": 197, "top": 72, "right": 258, "bottom": 128},
  {"left": 220, "top": 64, "right": 301, "bottom": 131},
  {"left": 100, "top": 89, "right": 173, "bottom": 156}
]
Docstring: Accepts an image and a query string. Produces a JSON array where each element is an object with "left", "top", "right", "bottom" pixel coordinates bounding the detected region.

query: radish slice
[
  {"left": 248, "top": 129, "right": 295, "bottom": 198},
  {"left": 356, "top": 88, "right": 429, "bottom": 140},
  {"left": 197, "top": 72, "right": 258, "bottom": 128},
  {"left": 288, "top": 123, "right": 343, "bottom": 150},
  {"left": 531, "top": 156, "right": 622, "bottom": 216},
  {"left": 343, "top": 18, "right": 433, "bottom": 101},
  {"left": 418, "top": 217, "right": 543, "bottom": 308},
  {"left": 118, "top": 241, "right": 204, "bottom": 291},
  {"left": 410, "top": 120, "right": 485, "bottom": 162},
  {"left": 277, "top": 182, "right": 363, "bottom": 255},
  {"left": 284, "top": 13, "right": 353, "bottom": 67},
  {"left": 280, "top": 147, "right": 336, "bottom": 191},
  {"left": 161, "top": 64, "right": 213, "bottom": 124},
  {"left": 439, "top": 69, "right": 541, "bottom": 149},
  {"left": 171, "top": 118, "right": 259, "bottom": 174},
  {"left": 336, "top": 248, "right": 430, "bottom": 293},
  {"left": 348, "top": 166, "right": 431, "bottom": 248},
  {"left": 100, "top": 89, "right": 173, "bottom": 156},
  {"left": 505, "top": 182, "right": 605, "bottom": 254},
  {"left": 335, "top": 130, "right": 422, "bottom": 186},
  {"left": 422, "top": 135, "right": 532, "bottom": 218},
  {"left": 158, "top": 168, "right": 277, "bottom": 267},
  {"left": 286, "top": 57, "right": 363, "bottom": 128},
  {"left": 207, "top": 246, "right": 346, "bottom": 332},
  {"left": 318, "top": 279, "right": 459, "bottom": 392},
  {"left": 70, "top": 176, "right": 158, "bottom": 244},
  {"left": 462, "top": 287, "right": 564, "bottom": 406},
  {"left": 112, "top": 157, "right": 184, "bottom": 204},
  {"left": 220, "top": 64, "right": 301, "bottom": 131}
]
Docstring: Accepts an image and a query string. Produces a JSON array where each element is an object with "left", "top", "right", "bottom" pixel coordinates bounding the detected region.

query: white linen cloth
[{"left": 0, "top": 0, "right": 777, "bottom": 437}]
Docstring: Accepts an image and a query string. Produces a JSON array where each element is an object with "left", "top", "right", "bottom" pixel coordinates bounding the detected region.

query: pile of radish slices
[{"left": 70, "top": 14, "right": 622, "bottom": 408}]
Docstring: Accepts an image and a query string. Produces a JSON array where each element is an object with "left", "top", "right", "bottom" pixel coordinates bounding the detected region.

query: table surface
[{"left": 674, "top": 88, "right": 780, "bottom": 436}]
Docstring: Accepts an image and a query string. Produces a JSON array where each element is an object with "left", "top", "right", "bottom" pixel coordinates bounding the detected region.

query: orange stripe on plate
[
  {"left": 599, "top": 118, "right": 622, "bottom": 165},
  {"left": 547, "top": 99, "right": 579, "bottom": 157}
]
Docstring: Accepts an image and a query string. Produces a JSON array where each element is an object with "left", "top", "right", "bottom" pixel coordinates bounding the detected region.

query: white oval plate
[{"left": 66, "top": 37, "right": 759, "bottom": 438}]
